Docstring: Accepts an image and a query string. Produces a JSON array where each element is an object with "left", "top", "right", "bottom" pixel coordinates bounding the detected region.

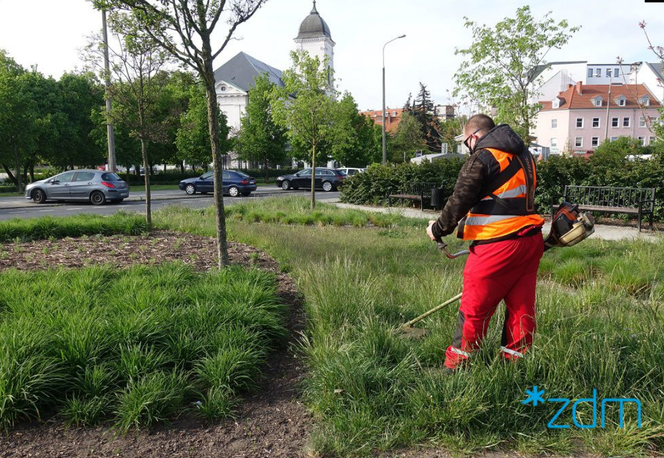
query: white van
[{"left": 337, "top": 167, "right": 365, "bottom": 176}]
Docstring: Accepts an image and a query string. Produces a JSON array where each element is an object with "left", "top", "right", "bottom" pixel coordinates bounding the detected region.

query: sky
[{"left": 0, "top": 0, "right": 663, "bottom": 113}]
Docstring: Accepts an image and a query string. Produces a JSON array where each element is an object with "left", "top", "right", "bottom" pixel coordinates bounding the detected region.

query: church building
[{"left": 213, "top": 1, "right": 335, "bottom": 168}]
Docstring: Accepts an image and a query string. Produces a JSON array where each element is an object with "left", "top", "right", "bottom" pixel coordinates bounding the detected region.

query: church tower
[{"left": 293, "top": 1, "right": 335, "bottom": 71}]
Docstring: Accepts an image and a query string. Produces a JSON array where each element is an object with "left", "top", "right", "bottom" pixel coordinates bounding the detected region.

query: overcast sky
[{"left": 1, "top": 0, "right": 663, "bottom": 112}]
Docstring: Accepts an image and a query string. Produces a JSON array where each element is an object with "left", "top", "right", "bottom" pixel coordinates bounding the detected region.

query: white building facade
[{"left": 212, "top": 1, "right": 335, "bottom": 168}]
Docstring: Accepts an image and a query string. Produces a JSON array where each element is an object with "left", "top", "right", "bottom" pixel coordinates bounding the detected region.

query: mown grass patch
[
  {"left": 0, "top": 263, "right": 286, "bottom": 429},
  {"left": 154, "top": 198, "right": 664, "bottom": 457},
  {"left": 0, "top": 212, "right": 149, "bottom": 243},
  {"left": 223, "top": 196, "right": 420, "bottom": 228}
]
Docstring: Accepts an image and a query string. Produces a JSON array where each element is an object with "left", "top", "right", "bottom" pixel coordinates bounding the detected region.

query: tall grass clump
[
  {"left": 0, "top": 212, "right": 149, "bottom": 243},
  {"left": 0, "top": 263, "right": 286, "bottom": 429},
  {"left": 155, "top": 198, "right": 664, "bottom": 457}
]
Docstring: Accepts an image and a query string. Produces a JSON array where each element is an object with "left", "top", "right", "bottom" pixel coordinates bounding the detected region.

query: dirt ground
[{"left": 0, "top": 231, "right": 312, "bottom": 458}]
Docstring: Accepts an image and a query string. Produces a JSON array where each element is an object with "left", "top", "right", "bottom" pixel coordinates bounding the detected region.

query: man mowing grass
[{"left": 426, "top": 114, "right": 545, "bottom": 373}]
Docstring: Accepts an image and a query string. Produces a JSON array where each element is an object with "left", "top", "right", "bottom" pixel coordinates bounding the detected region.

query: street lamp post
[{"left": 382, "top": 34, "right": 406, "bottom": 165}]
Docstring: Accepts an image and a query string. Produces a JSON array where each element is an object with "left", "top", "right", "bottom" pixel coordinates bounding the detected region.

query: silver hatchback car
[{"left": 25, "top": 170, "right": 130, "bottom": 205}]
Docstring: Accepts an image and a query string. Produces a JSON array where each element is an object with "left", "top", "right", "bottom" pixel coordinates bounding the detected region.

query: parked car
[
  {"left": 25, "top": 170, "right": 130, "bottom": 205},
  {"left": 178, "top": 170, "right": 257, "bottom": 197},
  {"left": 276, "top": 168, "right": 345, "bottom": 192},
  {"left": 337, "top": 167, "right": 365, "bottom": 176}
]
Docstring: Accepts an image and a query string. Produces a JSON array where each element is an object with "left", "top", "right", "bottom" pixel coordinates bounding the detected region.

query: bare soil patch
[{"left": 0, "top": 231, "right": 312, "bottom": 458}]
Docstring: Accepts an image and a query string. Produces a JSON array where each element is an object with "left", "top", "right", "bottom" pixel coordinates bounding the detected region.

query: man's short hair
[{"left": 465, "top": 114, "right": 495, "bottom": 134}]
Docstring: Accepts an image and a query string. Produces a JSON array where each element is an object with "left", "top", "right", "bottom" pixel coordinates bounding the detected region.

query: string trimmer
[{"left": 398, "top": 202, "right": 595, "bottom": 339}]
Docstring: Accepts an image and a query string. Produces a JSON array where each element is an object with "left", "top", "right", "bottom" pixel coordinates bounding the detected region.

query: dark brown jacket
[{"left": 431, "top": 124, "right": 533, "bottom": 240}]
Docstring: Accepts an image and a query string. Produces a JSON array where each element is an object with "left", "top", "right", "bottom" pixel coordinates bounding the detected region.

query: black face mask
[{"left": 463, "top": 128, "right": 481, "bottom": 154}]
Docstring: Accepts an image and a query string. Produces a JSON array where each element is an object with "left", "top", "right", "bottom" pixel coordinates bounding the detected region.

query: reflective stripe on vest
[{"left": 460, "top": 147, "right": 544, "bottom": 241}]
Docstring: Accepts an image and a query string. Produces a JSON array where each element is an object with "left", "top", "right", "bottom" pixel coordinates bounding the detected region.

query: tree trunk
[
  {"left": 141, "top": 138, "right": 152, "bottom": 228},
  {"left": 311, "top": 141, "right": 316, "bottom": 210},
  {"left": 203, "top": 55, "right": 229, "bottom": 268},
  {"left": 13, "top": 144, "right": 22, "bottom": 194},
  {"left": 180, "top": 161, "right": 185, "bottom": 174},
  {"left": 2, "top": 163, "right": 18, "bottom": 190},
  {"left": 264, "top": 158, "right": 269, "bottom": 183}
]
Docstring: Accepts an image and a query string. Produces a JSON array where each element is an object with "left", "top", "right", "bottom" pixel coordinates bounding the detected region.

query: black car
[
  {"left": 276, "top": 168, "right": 345, "bottom": 192},
  {"left": 178, "top": 170, "right": 257, "bottom": 197}
]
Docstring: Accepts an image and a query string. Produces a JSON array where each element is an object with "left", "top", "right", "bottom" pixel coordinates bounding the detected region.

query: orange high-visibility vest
[{"left": 458, "top": 148, "right": 544, "bottom": 241}]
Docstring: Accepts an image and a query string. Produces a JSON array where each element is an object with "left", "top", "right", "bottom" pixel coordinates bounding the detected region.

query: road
[{"left": 0, "top": 188, "right": 341, "bottom": 221}]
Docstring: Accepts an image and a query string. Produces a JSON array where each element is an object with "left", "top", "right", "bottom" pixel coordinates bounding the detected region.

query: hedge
[
  {"left": 340, "top": 145, "right": 664, "bottom": 222},
  {"left": 339, "top": 159, "right": 465, "bottom": 206}
]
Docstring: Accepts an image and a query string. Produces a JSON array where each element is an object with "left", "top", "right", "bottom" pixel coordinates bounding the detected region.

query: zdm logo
[{"left": 522, "top": 386, "right": 642, "bottom": 429}]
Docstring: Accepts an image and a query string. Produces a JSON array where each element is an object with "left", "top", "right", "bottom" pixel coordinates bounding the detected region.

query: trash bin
[{"left": 431, "top": 187, "right": 445, "bottom": 210}]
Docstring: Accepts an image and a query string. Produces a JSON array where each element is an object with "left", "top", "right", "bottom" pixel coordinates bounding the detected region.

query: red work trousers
[{"left": 444, "top": 232, "right": 544, "bottom": 370}]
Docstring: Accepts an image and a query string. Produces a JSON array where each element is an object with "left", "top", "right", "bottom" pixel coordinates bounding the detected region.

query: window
[
  {"left": 592, "top": 118, "right": 600, "bottom": 128},
  {"left": 52, "top": 172, "right": 75, "bottom": 183},
  {"left": 612, "top": 117, "right": 619, "bottom": 127},
  {"left": 639, "top": 95, "right": 650, "bottom": 106},
  {"left": 606, "top": 68, "right": 612, "bottom": 77},
  {"left": 587, "top": 68, "right": 593, "bottom": 78},
  {"left": 74, "top": 172, "right": 95, "bottom": 182},
  {"left": 575, "top": 137, "right": 583, "bottom": 147},
  {"left": 551, "top": 119, "right": 557, "bottom": 128},
  {"left": 650, "top": 137, "right": 656, "bottom": 144},
  {"left": 222, "top": 171, "right": 231, "bottom": 180},
  {"left": 591, "top": 137, "right": 599, "bottom": 147},
  {"left": 593, "top": 96, "right": 603, "bottom": 107},
  {"left": 637, "top": 137, "right": 645, "bottom": 146},
  {"left": 610, "top": 137, "right": 618, "bottom": 141},
  {"left": 639, "top": 116, "right": 646, "bottom": 127},
  {"left": 623, "top": 117, "right": 630, "bottom": 127},
  {"left": 552, "top": 98, "right": 560, "bottom": 109},
  {"left": 551, "top": 138, "right": 558, "bottom": 148},
  {"left": 614, "top": 68, "right": 619, "bottom": 77},
  {"left": 576, "top": 118, "right": 584, "bottom": 128},
  {"left": 616, "top": 96, "right": 626, "bottom": 106},
  {"left": 595, "top": 68, "right": 601, "bottom": 77}
]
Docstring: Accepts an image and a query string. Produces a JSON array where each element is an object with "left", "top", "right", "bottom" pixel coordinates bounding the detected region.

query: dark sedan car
[
  {"left": 276, "top": 168, "right": 345, "bottom": 192},
  {"left": 25, "top": 170, "right": 129, "bottom": 205},
  {"left": 178, "top": 170, "right": 257, "bottom": 197}
]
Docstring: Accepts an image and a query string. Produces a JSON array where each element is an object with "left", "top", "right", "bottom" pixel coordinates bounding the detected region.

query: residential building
[
  {"left": 361, "top": 108, "right": 403, "bottom": 133},
  {"left": 628, "top": 62, "right": 664, "bottom": 103},
  {"left": 530, "top": 61, "right": 634, "bottom": 103},
  {"left": 534, "top": 82, "right": 660, "bottom": 155}
]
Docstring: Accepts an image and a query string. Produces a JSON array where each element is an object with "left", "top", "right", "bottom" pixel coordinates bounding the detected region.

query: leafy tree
[
  {"left": 44, "top": 72, "right": 104, "bottom": 172},
  {"left": 271, "top": 51, "right": 338, "bottom": 209},
  {"left": 0, "top": 51, "right": 34, "bottom": 192},
  {"left": 100, "top": 0, "right": 268, "bottom": 268},
  {"left": 454, "top": 6, "right": 579, "bottom": 140},
  {"left": 330, "top": 92, "right": 379, "bottom": 167},
  {"left": 177, "top": 83, "right": 232, "bottom": 171},
  {"left": 235, "top": 73, "right": 288, "bottom": 180},
  {"left": 388, "top": 111, "right": 426, "bottom": 163},
  {"left": 88, "top": 10, "right": 174, "bottom": 227},
  {"left": 439, "top": 115, "right": 466, "bottom": 154}
]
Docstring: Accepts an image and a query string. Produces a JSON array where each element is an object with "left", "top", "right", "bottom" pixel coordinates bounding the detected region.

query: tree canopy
[{"left": 454, "top": 6, "right": 579, "bottom": 140}]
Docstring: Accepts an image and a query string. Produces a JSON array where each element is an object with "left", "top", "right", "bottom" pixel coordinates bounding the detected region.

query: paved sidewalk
[{"left": 332, "top": 201, "right": 662, "bottom": 242}]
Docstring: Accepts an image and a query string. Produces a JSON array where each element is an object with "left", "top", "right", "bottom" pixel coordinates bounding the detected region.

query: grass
[
  {"left": 0, "top": 262, "right": 287, "bottom": 430},
  {"left": 154, "top": 196, "right": 664, "bottom": 457},
  {"left": 0, "top": 212, "right": 149, "bottom": 243}
]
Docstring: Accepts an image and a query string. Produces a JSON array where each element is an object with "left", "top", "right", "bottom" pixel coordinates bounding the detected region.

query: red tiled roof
[{"left": 539, "top": 83, "right": 660, "bottom": 110}]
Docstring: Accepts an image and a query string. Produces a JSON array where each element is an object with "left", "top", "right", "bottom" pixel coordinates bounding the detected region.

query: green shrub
[{"left": 339, "top": 159, "right": 464, "bottom": 206}]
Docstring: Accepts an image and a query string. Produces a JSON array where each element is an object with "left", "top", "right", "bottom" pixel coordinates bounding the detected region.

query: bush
[{"left": 339, "top": 159, "right": 465, "bottom": 206}]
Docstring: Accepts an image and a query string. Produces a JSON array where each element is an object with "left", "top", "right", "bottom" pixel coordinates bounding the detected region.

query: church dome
[{"left": 296, "top": 1, "right": 332, "bottom": 40}]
